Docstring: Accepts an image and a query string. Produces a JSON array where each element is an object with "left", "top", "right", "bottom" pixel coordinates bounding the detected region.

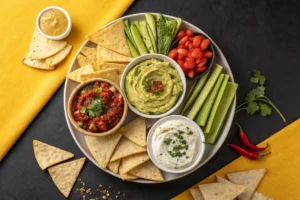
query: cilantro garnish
[
  {"left": 80, "top": 97, "right": 107, "bottom": 118},
  {"left": 235, "top": 70, "right": 286, "bottom": 122}
]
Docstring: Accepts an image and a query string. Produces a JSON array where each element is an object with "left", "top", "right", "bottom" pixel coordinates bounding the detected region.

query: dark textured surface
[{"left": 1, "top": 0, "right": 300, "bottom": 199}]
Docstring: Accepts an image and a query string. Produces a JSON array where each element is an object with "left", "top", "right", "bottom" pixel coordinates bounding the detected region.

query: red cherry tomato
[
  {"left": 177, "top": 30, "right": 185, "bottom": 39},
  {"left": 189, "top": 37, "right": 194, "bottom": 42},
  {"left": 180, "top": 65, "right": 189, "bottom": 73},
  {"left": 188, "top": 43, "right": 193, "bottom": 50},
  {"left": 177, "top": 54, "right": 184, "bottom": 60},
  {"left": 184, "top": 61, "right": 196, "bottom": 69},
  {"left": 177, "top": 60, "right": 184, "bottom": 67},
  {"left": 178, "top": 48, "right": 189, "bottom": 57},
  {"left": 204, "top": 51, "right": 213, "bottom": 59},
  {"left": 179, "top": 36, "right": 189, "bottom": 45},
  {"left": 186, "top": 29, "right": 194, "bottom": 37},
  {"left": 199, "top": 35, "right": 205, "bottom": 40},
  {"left": 185, "top": 57, "right": 194, "bottom": 62},
  {"left": 197, "top": 58, "right": 207, "bottom": 67},
  {"left": 177, "top": 45, "right": 185, "bottom": 49},
  {"left": 168, "top": 48, "right": 178, "bottom": 59},
  {"left": 193, "top": 36, "right": 202, "bottom": 48},
  {"left": 195, "top": 65, "right": 207, "bottom": 73},
  {"left": 201, "top": 39, "right": 210, "bottom": 50},
  {"left": 187, "top": 69, "right": 195, "bottom": 78},
  {"left": 191, "top": 49, "right": 203, "bottom": 59},
  {"left": 185, "top": 41, "right": 191, "bottom": 48},
  {"left": 195, "top": 58, "right": 201, "bottom": 64},
  {"left": 188, "top": 51, "right": 192, "bottom": 58}
]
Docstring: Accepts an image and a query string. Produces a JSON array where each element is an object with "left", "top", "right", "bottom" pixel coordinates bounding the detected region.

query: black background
[{"left": 1, "top": 0, "right": 300, "bottom": 199}]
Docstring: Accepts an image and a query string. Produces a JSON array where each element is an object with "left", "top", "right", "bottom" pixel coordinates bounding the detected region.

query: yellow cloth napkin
[
  {"left": 173, "top": 119, "right": 300, "bottom": 200},
  {"left": 0, "top": 0, "right": 134, "bottom": 161}
]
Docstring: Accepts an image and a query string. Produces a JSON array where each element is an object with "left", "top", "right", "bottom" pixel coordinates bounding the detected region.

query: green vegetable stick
[
  {"left": 145, "top": 13, "right": 157, "bottom": 42},
  {"left": 124, "top": 20, "right": 138, "bottom": 50},
  {"left": 126, "top": 37, "right": 139, "bottom": 58},
  {"left": 204, "top": 75, "right": 229, "bottom": 134},
  {"left": 187, "top": 64, "right": 223, "bottom": 120},
  {"left": 196, "top": 74, "right": 225, "bottom": 127},
  {"left": 140, "top": 21, "right": 154, "bottom": 53},
  {"left": 133, "top": 21, "right": 141, "bottom": 33},
  {"left": 206, "top": 82, "right": 238, "bottom": 144},
  {"left": 181, "top": 72, "right": 210, "bottom": 115},
  {"left": 130, "top": 24, "right": 148, "bottom": 55},
  {"left": 147, "top": 25, "right": 157, "bottom": 53}
]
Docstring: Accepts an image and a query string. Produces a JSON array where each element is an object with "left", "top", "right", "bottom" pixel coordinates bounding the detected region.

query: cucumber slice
[
  {"left": 187, "top": 64, "right": 223, "bottom": 120},
  {"left": 204, "top": 75, "right": 229, "bottom": 134},
  {"left": 145, "top": 13, "right": 157, "bottom": 42},
  {"left": 206, "top": 82, "right": 238, "bottom": 144},
  {"left": 130, "top": 24, "right": 148, "bottom": 55},
  {"left": 140, "top": 22, "right": 154, "bottom": 53},
  {"left": 196, "top": 74, "right": 225, "bottom": 127},
  {"left": 133, "top": 21, "right": 141, "bottom": 34},
  {"left": 124, "top": 20, "right": 138, "bottom": 50},
  {"left": 147, "top": 24, "right": 157, "bottom": 53},
  {"left": 126, "top": 37, "right": 139, "bottom": 58}
]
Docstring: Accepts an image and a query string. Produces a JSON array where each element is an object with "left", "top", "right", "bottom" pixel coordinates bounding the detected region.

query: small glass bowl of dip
[
  {"left": 36, "top": 6, "right": 72, "bottom": 40},
  {"left": 147, "top": 115, "right": 205, "bottom": 174}
]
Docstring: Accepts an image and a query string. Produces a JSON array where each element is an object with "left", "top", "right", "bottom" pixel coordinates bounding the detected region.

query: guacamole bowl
[{"left": 120, "top": 54, "right": 186, "bottom": 119}]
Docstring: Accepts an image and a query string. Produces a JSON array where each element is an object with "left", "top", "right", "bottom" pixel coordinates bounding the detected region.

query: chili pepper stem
[
  {"left": 235, "top": 122, "right": 243, "bottom": 133},
  {"left": 259, "top": 151, "right": 271, "bottom": 159}
]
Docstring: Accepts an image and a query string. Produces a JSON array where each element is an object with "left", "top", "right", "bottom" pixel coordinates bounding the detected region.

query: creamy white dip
[{"left": 151, "top": 120, "right": 200, "bottom": 170}]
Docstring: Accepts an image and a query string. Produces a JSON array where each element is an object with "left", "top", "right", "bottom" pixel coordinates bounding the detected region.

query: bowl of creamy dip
[{"left": 147, "top": 115, "right": 205, "bottom": 174}]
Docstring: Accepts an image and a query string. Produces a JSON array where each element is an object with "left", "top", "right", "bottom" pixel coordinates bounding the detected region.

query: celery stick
[
  {"left": 140, "top": 22, "right": 154, "bottom": 53},
  {"left": 181, "top": 72, "right": 210, "bottom": 115},
  {"left": 145, "top": 13, "right": 157, "bottom": 42},
  {"left": 147, "top": 24, "right": 157, "bottom": 53},
  {"left": 133, "top": 21, "right": 141, "bottom": 33},
  {"left": 206, "top": 82, "right": 238, "bottom": 144},
  {"left": 124, "top": 20, "right": 138, "bottom": 50},
  {"left": 126, "top": 37, "right": 139, "bottom": 58},
  {"left": 204, "top": 75, "right": 229, "bottom": 134},
  {"left": 196, "top": 74, "right": 225, "bottom": 127},
  {"left": 131, "top": 24, "right": 148, "bottom": 55},
  {"left": 187, "top": 64, "right": 223, "bottom": 120}
]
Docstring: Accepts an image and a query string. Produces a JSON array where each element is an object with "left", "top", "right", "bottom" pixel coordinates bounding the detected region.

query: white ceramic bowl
[
  {"left": 147, "top": 115, "right": 206, "bottom": 174},
  {"left": 120, "top": 54, "right": 186, "bottom": 119},
  {"left": 36, "top": 6, "right": 72, "bottom": 40}
]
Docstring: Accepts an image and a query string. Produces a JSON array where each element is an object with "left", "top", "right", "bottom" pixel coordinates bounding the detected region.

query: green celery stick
[
  {"left": 124, "top": 20, "right": 138, "bottom": 50},
  {"left": 145, "top": 13, "right": 157, "bottom": 42},
  {"left": 140, "top": 21, "right": 154, "bottom": 53},
  {"left": 130, "top": 24, "right": 148, "bottom": 55},
  {"left": 133, "top": 21, "right": 141, "bottom": 33},
  {"left": 126, "top": 37, "right": 139, "bottom": 58},
  {"left": 147, "top": 24, "right": 157, "bottom": 53}
]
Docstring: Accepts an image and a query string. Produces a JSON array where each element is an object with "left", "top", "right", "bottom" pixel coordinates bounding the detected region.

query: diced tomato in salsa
[{"left": 71, "top": 81, "right": 123, "bottom": 133}]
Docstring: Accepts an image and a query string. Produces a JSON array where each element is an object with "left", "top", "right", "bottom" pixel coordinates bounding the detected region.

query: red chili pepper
[
  {"left": 236, "top": 122, "right": 268, "bottom": 151},
  {"left": 227, "top": 144, "right": 271, "bottom": 160}
]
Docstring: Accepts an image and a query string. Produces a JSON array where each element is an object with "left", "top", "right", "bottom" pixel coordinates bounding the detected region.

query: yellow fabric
[
  {"left": 0, "top": 0, "right": 134, "bottom": 161},
  {"left": 173, "top": 119, "right": 300, "bottom": 200}
]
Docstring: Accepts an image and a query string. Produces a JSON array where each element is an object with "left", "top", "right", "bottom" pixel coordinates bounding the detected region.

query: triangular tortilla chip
[
  {"left": 81, "top": 46, "right": 97, "bottom": 59},
  {"left": 110, "top": 137, "right": 146, "bottom": 162},
  {"left": 190, "top": 188, "right": 205, "bottom": 200},
  {"left": 66, "top": 64, "right": 95, "bottom": 82},
  {"left": 98, "top": 46, "right": 133, "bottom": 63},
  {"left": 87, "top": 20, "right": 131, "bottom": 57},
  {"left": 80, "top": 68, "right": 122, "bottom": 85},
  {"left": 48, "top": 157, "right": 85, "bottom": 198},
  {"left": 199, "top": 183, "right": 247, "bottom": 200},
  {"left": 45, "top": 44, "right": 72, "bottom": 66},
  {"left": 122, "top": 152, "right": 149, "bottom": 174},
  {"left": 99, "top": 63, "right": 127, "bottom": 72},
  {"left": 33, "top": 140, "right": 74, "bottom": 170},
  {"left": 216, "top": 175, "right": 232, "bottom": 184},
  {"left": 250, "top": 192, "right": 269, "bottom": 200},
  {"left": 85, "top": 133, "right": 122, "bottom": 168},
  {"left": 107, "top": 159, "right": 121, "bottom": 174},
  {"left": 27, "top": 28, "right": 67, "bottom": 59},
  {"left": 129, "top": 160, "right": 164, "bottom": 182},
  {"left": 118, "top": 117, "right": 146, "bottom": 147},
  {"left": 23, "top": 54, "right": 55, "bottom": 70},
  {"left": 227, "top": 168, "right": 267, "bottom": 200},
  {"left": 119, "top": 160, "right": 138, "bottom": 180}
]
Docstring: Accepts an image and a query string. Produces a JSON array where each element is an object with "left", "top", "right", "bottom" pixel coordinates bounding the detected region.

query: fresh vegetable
[
  {"left": 131, "top": 24, "right": 149, "bottom": 55},
  {"left": 126, "top": 37, "right": 139, "bottom": 57},
  {"left": 174, "top": 18, "right": 182, "bottom": 38},
  {"left": 204, "top": 75, "right": 229, "bottom": 134},
  {"left": 196, "top": 74, "right": 225, "bottom": 126},
  {"left": 236, "top": 123, "right": 269, "bottom": 151},
  {"left": 124, "top": 20, "right": 138, "bottom": 50},
  {"left": 145, "top": 13, "right": 157, "bottom": 42},
  {"left": 187, "top": 64, "right": 223, "bottom": 120},
  {"left": 133, "top": 21, "right": 141, "bottom": 33},
  {"left": 206, "top": 82, "right": 238, "bottom": 144},
  {"left": 147, "top": 24, "right": 157, "bottom": 53},
  {"left": 227, "top": 144, "right": 271, "bottom": 160},
  {"left": 181, "top": 72, "right": 210, "bottom": 115},
  {"left": 140, "top": 21, "right": 154, "bottom": 53},
  {"left": 235, "top": 70, "right": 286, "bottom": 122}
]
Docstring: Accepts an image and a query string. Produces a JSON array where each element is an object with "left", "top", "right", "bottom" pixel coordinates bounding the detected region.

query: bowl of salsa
[{"left": 67, "top": 78, "right": 128, "bottom": 136}]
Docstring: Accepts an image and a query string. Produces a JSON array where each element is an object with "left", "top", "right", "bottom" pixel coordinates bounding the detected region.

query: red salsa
[{"left": 71, "top": 81, "right": 124, "bottom": 133}]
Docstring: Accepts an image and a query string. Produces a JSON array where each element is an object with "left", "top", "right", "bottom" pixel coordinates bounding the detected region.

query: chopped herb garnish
[
  {"left": 93, "top": 87, "right": 102, "bottom": 93},
  {"left": 164, "top": 138, "right": 172, "bottom": 145},
  {"left": 188, "top": 131, "right": 193, "bottom": 135}
]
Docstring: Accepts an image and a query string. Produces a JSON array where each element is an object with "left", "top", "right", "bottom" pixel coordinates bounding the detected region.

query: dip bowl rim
[
  {"left": 67, "top": 78, "right": 128, "bottom": 137},
  {"left": 146, "top": 115, "right": 206, "bottom": 174},
  {"left": 120, "top": 53, "right": 187, "bottom": 119}
]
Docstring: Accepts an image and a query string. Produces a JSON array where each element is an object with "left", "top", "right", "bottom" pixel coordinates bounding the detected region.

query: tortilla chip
[
  {"left": 99, "top": 62, "right": 127, "bottom": 72},
  {"left": 110, "top": 137, "right": 146, "bottom": 162},
  {"left": 80, "top": 68, "right": 122, "bottom": 85},
  {"left": 118, "top": 117, "right": 146, "bottom": 147},
  {"left": 87, "top": 20, "right": 131, "bottom": 57},
  {"left": 48, "top": 157, "right": 85, "bottom": 198},
  {"left": 81, "top": 46, "right": 97, "bottom": 58},
  {"left": 45, "top": 44, "right": 72, "bottom": 66},
  {"left": 107, "top": 159, "right": 121, "bottom": 174},
  {"left": 33, "top": 140, "right": 74, "bottom": 170},
  {"left": 23, "top": 54, "right": 55, "bottom": 70},
  {"left": 227, "top": 169, "right": 267, "bottom": 200},
  {"left": 251, "top": 192, "right": 269, "bottom": 200},
  {"left": 66, "top": 64, "right": 95, "bottom": 82},
  {"left": 27, "top": 28, "right": 67, "bottom": 59},
  {"left": 119, "top": 160, "right": 138, "bottom": 180},
  {"left": 199, "top": 183, "right": 247, "bottom": 200},
  {"left": 129, "top": 160, "right": 164, "bottom": 182},
  {"left": 122, "top": 152, "right": 149, "bottom": 174},
  {"left": 216, "top": 175, "right": 232, "bottom": 184},
  {"left": 189, "top": 188, "right": 204, "bottom": 200},
  {"left": 97, "top": 46, "right": 133, "bottom": 63},
  {"left": 85, "top": 133, "right": 122, "bottom": 168}
]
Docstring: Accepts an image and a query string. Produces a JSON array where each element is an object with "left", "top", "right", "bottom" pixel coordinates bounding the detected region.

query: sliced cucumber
[
  {"left": 147, "top": 24, "right": 157, "bottom": 53},
  {"left": 131, "top": 24, "right": 148, "bottom": 55},
  {"left": 140, "top": 21, "right": 154, "bottom": 53},
  {"left": 126, "top": 37, "right": 139, "bottom": 58},
  {"left": 133, "top": 21, "right": 141, "bottom": 34},
  {"left": 124, "top": 20, "right": 138, "bottom": 50},
  {"left": 145, "top": 13, "right": 157, "bottom": 42}
]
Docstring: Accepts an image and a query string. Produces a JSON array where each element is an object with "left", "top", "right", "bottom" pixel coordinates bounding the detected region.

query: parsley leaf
[
  {"left": 244, "top": 86, "right": 265, "bottom": 101},
  {"left": 246, "top": 101, "right": 260, "bottom": 115},
  {"left": 259, "top": 102, "right": 272, "bottom": 116},
  {"left": 153, "top": 90, "right": 161, "bottom": 96},
  {"left": 250, "top": 77, "right": 259, "bottom": 84},
  {"left": 250, "top": 70, "right": 266, "bottom": 86}
]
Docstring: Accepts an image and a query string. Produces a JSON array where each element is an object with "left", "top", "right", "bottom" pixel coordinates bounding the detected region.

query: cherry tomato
[
  {"left": 179, "top": 36, "right": 189, "bottom": 45},
  {"left": 185, "top": 57, "right": 194, "bottom": 62},
  {"left": 193, "top": 36, "right": 202, "bottom": 48},
  {"left": 186, "top": 29, "right": 194, "bottom": 37},
  {"left": 168, "top": 48, "right": 177, "bottom": 59},
  {"left": 177, "top": 60, "right": 184, "bottom": 67},
  {"left": 195, "top": 65, "right": 207, "bottom": 73},
  {"left": 197, "top": 58, "right": 207, "bottom": 67},
  {"left": 178, "top": 48, "right": 189, "bottom": 57},
  {"left": 188, "top": 51, "right": 192, "bottom": 58},
  {"left": 180, "top": 65, "right": 190, "bottom": 73},
  {"left": 184, "top": 61, "right": 196, "bottom": 69},
  {"left": 191, "top": 49, "right": 203, "bottom": 59},
  {"left": 185, "top": 41, "right": 191, "bottom": 48},
  {"left": 187, "top": 69, "right": 195, "bottom": 78},
  {"left": 189, "top": 37, "right": 194, "bottom": 42},
  {"left": 201, "top": 39, "right": 210, "bottom": 50},
  {"left": 195, "top": 58, "right": 201, "bottom": 64},
  {"left": 188, "top": 43, "right": 193, "bottom": 49},
  {"left": 204, "top": 51, "right": 213, "bottom": 59},
  {"left": 199, "top": 35, "right": 205, "bottom": 40},
  {"left": 177, "top": 45, "right": 185, "bottom": 49},
  {"left": 177, "top": 30, "right": 185, "bottom": 39},
  {"left": 177, "top": 54, "right": 184, "bottom": 60}
]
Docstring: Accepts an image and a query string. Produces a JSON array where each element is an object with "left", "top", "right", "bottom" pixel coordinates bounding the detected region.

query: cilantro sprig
[
  {"left": 235, "top": 70, "right": 286, "bottom": 122},
  {"left": 80, "top": 97, "right": 107, "bottom": 118}
]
